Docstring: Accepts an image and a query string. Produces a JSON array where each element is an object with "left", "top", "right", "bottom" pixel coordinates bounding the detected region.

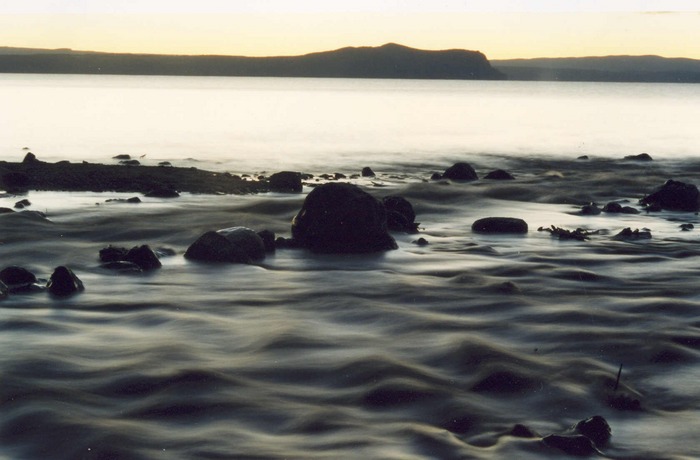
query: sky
[{"left": 0, "top": 0, "right": 698, "bottom": 59}]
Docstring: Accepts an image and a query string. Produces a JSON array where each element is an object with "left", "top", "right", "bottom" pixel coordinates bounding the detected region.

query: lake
[{"left": 1, "top": 74, "right": 700, "bottom": 459}]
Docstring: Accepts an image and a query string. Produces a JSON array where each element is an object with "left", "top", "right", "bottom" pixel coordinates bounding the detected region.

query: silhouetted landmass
[
  {"left": 0, "top": 43, "right": 504, "bottom": 80},
  {"left": 492, "top": 55, "right": 700, "bottom": 83}
]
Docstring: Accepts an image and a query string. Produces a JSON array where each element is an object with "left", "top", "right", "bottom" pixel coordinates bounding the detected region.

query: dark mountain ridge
[{"left": 0, "top": 43, "right": 505, "bottom": 80}]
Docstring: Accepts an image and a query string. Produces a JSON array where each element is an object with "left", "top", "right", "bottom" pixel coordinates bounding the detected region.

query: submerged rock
[
  {"left": 47, "top": 266, "right": 84, "bottom": 296},
  {"left": 484, "top": 169, "right": 515, "bottom": 180},
  {"left": 442, "top": 162, "right": 478, "bottom": 181},
  {"left": 291, "top": 182, "right": 397, "bottom": 253},
  {"left": 472, "top": 217, "right": 528, "bottom": 234},
  {"left": 269, "top": 171, "right": 303, "bottom": 193},
  {"left": 640, "top": 179, "right": 700, "bottom": 212},
  {"left": 185, "top": 227, "right": 266, "bottom": 263},
  {"left": 624, "top": 152, "right": 653, "bottom": 161}
]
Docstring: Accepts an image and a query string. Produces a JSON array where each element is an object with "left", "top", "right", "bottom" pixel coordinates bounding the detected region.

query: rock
[
  {"left": 14, "top": 199, "right": 31, "bottom": 209},
  {"left": 577, "top": 155, "right": 589, "bottom": 160},
  {"left": 22, "top": 152, "right": 38, "bottom": 163},
  {"left": 47, "top": 266, "right": 84, "bottom": 296},
  {"left": 113, "top": 154, "right": 131, "bottom": 160},
  {"left": 158, "top": 161, "right": 172, "bottom": 167},
  {"left": 580, "top": 202, "right": 601, "bottom": 215},
  {"left": 442, "top": 162, "right": 478, "bottom": 181},
  {"left": 539, "top": 226, "right": 598, "bottom": 241},
  {"left": 624, "top": 153, "right": 653, "bottom": 161},
  {"left": 257, "top": 230, "right": 276, "bottom": 253},
  {"left": 430, "top": 172, "right": 443, "bottom": 180},
  {"left": 484, "top": 169, "right": 515, "bottom": 180},
  {"left": 123, "top": 245, "right": 162, "bottom": 270},
  {"left": 119, "top": 159, "right": 141, "bottom": 166},
  {"left": 472, "top": 217, "right": 528, "bottom": 234},
  {"left": 412, "top": 237, "right": 429, "bottom": 246},
  {"left": 602, "top": 202, "right": 623, "bottom": 213},
  {"left": 640, "top": 179, "right": 700, "bottom": 212},
  {"left": 99, "top": 245, "right": 129, "bottom": 262},
  {"left": 382, "top": 196, "right": 418, "bottom": 233},
  {"left": 509, "top": 424, "right": 540, "bottom": 438},
  {"left": 680, "top": 223, "right": 695, "bottom": 231},
  {"left": 269, "top": 171, "right": 303, "bottom": 193},
  {"left": 291, "top": 182, "right": 397, "bottom": 253},
  {"left": 575, "top": 416, "right": 611, "bottom": 448},
  {"left": 145, "top": 186, "right": 180, "bottom": 198},
  {"left": 185, "top": 227, "right": 266, "bottom": 263},
  {"left": 0, "top": 266, "right": 38, "bottom": 292},
  {"left": 621, "top": 206, "right": 640, "bottom": 214},
  {"left": 542, "top": 434, "right": 598, "bottom": 456},
  {"left": 334, "top": 173, "right": 346, "bottom": 180},
  {"left": 613, "top": 227, "right": 652, "bottom": 240},
  {"left": 361, "top": 167, "right": 376, "bottom": 177}
]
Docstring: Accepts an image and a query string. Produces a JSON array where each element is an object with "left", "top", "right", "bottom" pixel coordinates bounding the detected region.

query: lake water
[
  {"left": 1, "top": 74, "right": 699, "bottom": 172},
  {"left": 2, "top": 75, "right": 700, "bottom": 459}
]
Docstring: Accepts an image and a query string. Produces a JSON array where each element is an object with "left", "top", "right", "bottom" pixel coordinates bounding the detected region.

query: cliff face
[{"left": 0, "top": 43, "right": 505, "bottom": 80}]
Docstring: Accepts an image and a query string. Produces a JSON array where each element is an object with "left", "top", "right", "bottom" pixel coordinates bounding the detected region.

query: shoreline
[{"left": 0, "top": 157, "right": 266, "bottom": 195}]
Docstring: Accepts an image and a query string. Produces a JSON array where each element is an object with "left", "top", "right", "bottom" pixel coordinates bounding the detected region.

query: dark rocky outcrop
[
  {"left": 484, "top": 169, "right": 515, "bottom": 180},
  {"left": 268, "top": 171, "right": 303, "bottom": 193},
  {"left": 442, "top": 162, "right": 478, "bottom": 181},
  {"left": 382, "top": 196, "right": 418, "bottom": 233},
  {"left": 99, "top": 245, "right": 129, "bottom": 263},
  {"left": 113, "top": 154, "right": 131, "bottom": 160},
  {"left": 640, "top": 179, "right": 700, "bottom": 212},
  {"left": 472, "top": 217, "right": 528, "bottom": 234},
  {"left": 580, "top": 202, "right": 601, "bottom": 215},
  {"left": 291, "top": 183, "right": 397, "bottom": 253},
  {"left": 47, "top": 266, "right": 84, "bottom": 296},
  {"left": 185, "top": 227, "right": 266, "bottom": 263},
  {"left": 0, "top": 266, "right": 38, "bottom": 292},
  {"left": 613, "top": 228, "right": 652, "bottom": 241},
  {"left": 14, "top": 199, "right": 31, "bottom": 209},
  {"left": 1, "top": 171, "right": 31, "bottom": 191}
]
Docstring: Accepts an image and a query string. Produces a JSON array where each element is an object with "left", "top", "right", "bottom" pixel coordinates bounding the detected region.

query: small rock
[
  {"left": 580, "top": 202, "right": 601, "bottom": 215},
  {"left": 484, "top": 169, "right": 515, "bottom": 180},
  {"left": 185, "top": 227, "right": 266, "bottom": 263},
  {"left": 99, "top": 245, "right": 128, "bottom": 262},
  {"left": 412, "top": 237, "right": 429, "bottom": 246},
  {"left": 123, "top": 245, "right": 162, "bottom": 270},
  {"left": 14, "top": 199, "right": 31, "bottom": 209},
  {"left": 602, "top": 202, "right": 623, "bottom": 213},
  {"left": 640, "top": 179, "right": 699, "bottom": 212},
  {"left": 361, "top": 167, "right": 376, "bottom": 177},
  {"left": 158, "top": 161, "right": 172, "bottom": 167},
  {"left": 119, "top": 159, "right": 140, "bottom": 166},
  {"left": 430, "top": 172, "right": 443, "bottom": 180},
  {"left": 621, "top": 206, "right": 640, "bottom": 214},
  {"left": 613, "top": 227, "right": 652, "bottom": 240},
  {"left": 542, "top": 434, "right": 598, "bottom": 456},
  {"left": 472, "top": 217, "right": 528, "bottom": 234},
  {"left": 113, "top": 154, "right": 131, "bottom": 160},
  {"left": 577, "top": 155, "right": 589, "bottom": 160},
  {"left": 680, "top": 223, "right": 695, "bottom": 231},
  {"left": 575, "top": 416, "right": 611, "bottom": 448},
  {"left": 442, "top": 162, "right": 478, "bottom": 181},
  {"left": 126, "top": 196, "right": 142, "bottom": 203},
  {"left": 269, "top": 171, "right": 303, "bottom": 193},
  {"left": 624, "top": 153, "right": 653, "bottom": 161},
  {"left": 0, "top": 266, "right": 38, "bottom": 292},
  {"left": 334, "top": 173, "right": 346, "bottom": 180},
  {"left": 47, "top": 266, "right": 84, "bottom": 296}
]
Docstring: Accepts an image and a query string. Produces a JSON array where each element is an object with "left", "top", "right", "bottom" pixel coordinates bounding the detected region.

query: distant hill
[
  {"left": 492, "top": 55, "right": 700, "bottom": 83},
  {"left": 0, "top": 43, "right": 505, "bottom": 80}
]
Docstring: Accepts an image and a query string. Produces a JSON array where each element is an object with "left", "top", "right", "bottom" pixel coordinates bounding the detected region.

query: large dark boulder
[
  {"left": 291, "top": 183, "right": 397, "bottom": 253},
  {"left": 185, "top": 227, "right": 266, "bottom": 263},
  {"left": 442, "top": 162, "right": 478, "bottom": 181},
  {"left": 47, "top": 266, "right": 84, "bottom": 296},
  {"left": 472, "top": 217, "right": 528, "bottom": 234},
  {"left": 269, "top": 171, "right": 303, "bottom": 193},
  {"left": 640, "top": 180, "right": 700, "bottom": 211},
  {"left": 382, "top": 195, "right": 418, "bottom": 233}
]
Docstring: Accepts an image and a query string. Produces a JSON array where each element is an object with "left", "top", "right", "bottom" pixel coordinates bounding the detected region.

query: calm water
[
  {"left": 1, "top": 74, "right": 699, "bottom": 172},
  {"left": 2, "top": 75, "right": 700, "bottom": 459}
]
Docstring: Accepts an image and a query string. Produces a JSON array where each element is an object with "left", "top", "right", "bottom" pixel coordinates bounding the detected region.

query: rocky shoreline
[{"left": 0, "top": 154, "right": 266, "bottom": 195}]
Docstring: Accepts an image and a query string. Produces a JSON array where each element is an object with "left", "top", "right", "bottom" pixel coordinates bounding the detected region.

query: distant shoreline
[{"left": 2, "top": 43, "right": 700, "bottom": 83}]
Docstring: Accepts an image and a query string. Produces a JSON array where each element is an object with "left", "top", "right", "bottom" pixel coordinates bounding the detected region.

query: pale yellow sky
[{"left": 0, "top": 1, "right": 698, "bottom": 59}]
